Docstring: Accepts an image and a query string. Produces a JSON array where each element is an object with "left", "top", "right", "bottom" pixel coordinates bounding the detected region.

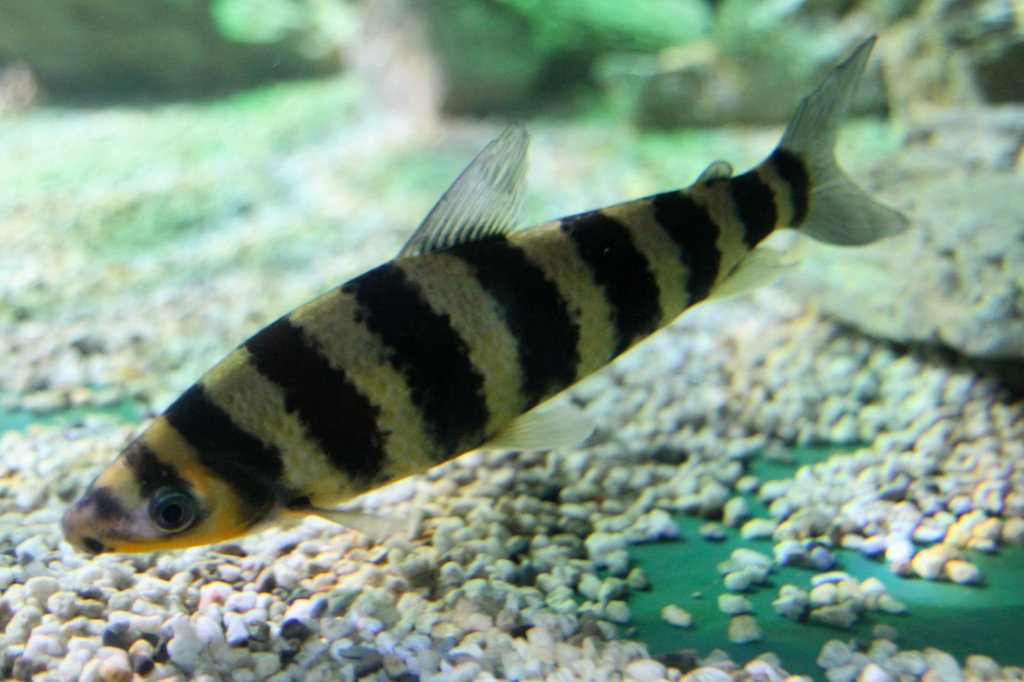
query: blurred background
[{"left": 1, "top": 0, "right": 1022, "bottom": 414}]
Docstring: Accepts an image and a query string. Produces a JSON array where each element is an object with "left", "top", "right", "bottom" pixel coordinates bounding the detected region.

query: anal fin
[{"left": 709, "top": 248, "right": 794, "bottom": 301}]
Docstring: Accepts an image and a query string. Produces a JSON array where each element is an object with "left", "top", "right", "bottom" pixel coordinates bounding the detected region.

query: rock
[
  {"left": 964, "top": 654, "right": 1002, "bottom": 680},
  {"left": 740, "top": 518, "right": 777, "bottom": 540},
  {"left": 722, "top": 570, "right": 753, "bottom": 593},
  {"left": 727, "top": 615, "right": 762, "bottom": 644},
  {"left": 700, "top": 522, "right": 726, "bottom": 541},
  {"left": 605, "top": 600, "right": 630, "bottom": 624},
  {"left": 717, "top": 594, "right": 752, "bottom": 616},
  {"left": 810, "top": 603, "right": 859, "bottom": 630},
  {"left": 944, "top": 559, "right": 982, "bottom": 585},
  {"left": 923, "top": 647, "right": 962, "bottom": 681},
  {"left": 876, "top": 594, "right": 908, "bottom": 615},
  {"left": 24, "top": 576, "right": 60, "bottom": 604},
  {"left": 625, "top": 659, "right": 668, "bottom": 682},
  {"left": 772, "top": 585, "right": 809, "bottom": 621},
  {"left": 722, "top": 497, "right": 750, "bottom": 527},
  {"left": 858, "top": 662, "right": 897, "bottom": 682},
  {"left": 793, "top": 108, "right": 1024, "bottom": 376},
  {"left": 818, "top": 639, "right": 854, "bottom": 669},
  {"left": 911, "top": 544, "right": 957, "bottom": 580},
  {"left": 0, "top": 0, "right": 337, "bottom": 101},
  {"left": 1003, "top": 517, "right": 1024, "bottom": 544},
  {"left": 98, "top": 652, "right": 132, "bottom": 682},
  {"left": 661, "top": 604, "right": 692, "bottom": 628},
  {"left": 357, "top": 0, "right": 702, "bottom": 118}
]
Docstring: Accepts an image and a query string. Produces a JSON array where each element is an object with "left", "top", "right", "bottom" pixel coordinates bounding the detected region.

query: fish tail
[{"left": 771, "top": 36, "right": 907, "bottom": 245}]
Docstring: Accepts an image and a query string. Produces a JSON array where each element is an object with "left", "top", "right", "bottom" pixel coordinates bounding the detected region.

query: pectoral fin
[{"left": 480, "top": 401, "right": 594, "bottom": 452}]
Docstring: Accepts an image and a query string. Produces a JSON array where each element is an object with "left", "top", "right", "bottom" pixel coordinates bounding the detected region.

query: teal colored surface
[
  {"left": 0, "top": 399, "right": 143, "bottom": 434},
  {"left": 628, "top": 445, "right": 1024, "bottom": 676}
]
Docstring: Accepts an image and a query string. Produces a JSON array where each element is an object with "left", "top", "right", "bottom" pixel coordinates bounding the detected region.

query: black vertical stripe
[
  {"left": 124, "top": 442, "right": 190, "bottom": 498},
  {"left": 450, "top": 236, "right": 581, "bottom": 407},
  {"left": 650, "top": 192, "right": 721, "bottom": 304},
  {"left": 560, "top": 211, "right": 662, "bottom": 356},
  {"left": 728, "top": 170, "right": 778, "bottom": 248},
  {"left": 769, "top": 149, "right": 810, "bottom": 226},
  {"left": 163, "top": 384, "right": 281, "bottom": 516},
  {"left": 245, "top": 317, "right": 386, "bottom": 485},
  {"left": 343, "top": 262, "right": 489, "bottom": 457}
]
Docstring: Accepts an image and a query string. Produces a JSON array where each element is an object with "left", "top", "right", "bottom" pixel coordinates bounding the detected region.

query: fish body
[{"left": 62, "top": 37, "right": 906, "bottom": 554}]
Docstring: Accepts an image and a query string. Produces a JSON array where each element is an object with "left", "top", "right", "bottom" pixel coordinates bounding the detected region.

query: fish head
[{"left": 61, "top": 418, "right": 273, "bottom": 554}]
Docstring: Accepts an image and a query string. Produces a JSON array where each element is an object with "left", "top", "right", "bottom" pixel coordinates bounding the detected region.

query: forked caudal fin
[{"left": 776, "top": 36, "right": 908, "bottom": 245}]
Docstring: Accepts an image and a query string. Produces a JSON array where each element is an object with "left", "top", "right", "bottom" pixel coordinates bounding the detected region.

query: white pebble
[
  {"left": 625, "top": 659, "right": 668, "bottom": 682},
  {"left": 740, "top": 518, "right": 777, "bottom": 539},
  {"left": 660, "top": 604, "right": 692, "bottom": 628},
  {"left": 728, "top": 614, "right": 762, "bottom": 643},
  {"left": 857, "top": 662, "right": 896, "bottom": 682},
  {"left": 605, "top": 600, "right": 630, "bottom": 624},
  {"left": 682, "top": 667, "right": 732, "bottom": 682},
  {"left": 718, "top": 593, "right": 753, "bottom": 615},
  {"left": 810, "top": 603, "right": 859, "bottom": 629},
  {"left": 944, "top": 559, "right": 982, "bottom": 585},
  {"left": 24, "top": 576, "right": 60, "bottom": 604}
]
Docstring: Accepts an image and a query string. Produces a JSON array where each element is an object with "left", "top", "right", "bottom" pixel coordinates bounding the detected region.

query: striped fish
[{"left": 62, "top": 37, "right": 906, "bottom": 554}]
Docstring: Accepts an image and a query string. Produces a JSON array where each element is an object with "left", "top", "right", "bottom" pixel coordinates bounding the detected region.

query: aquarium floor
[{"left": 628, "top": 445, "right": 1024, "bottom": 676}]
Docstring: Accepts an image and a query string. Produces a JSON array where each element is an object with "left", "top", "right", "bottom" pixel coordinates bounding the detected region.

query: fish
[{"left": 62, "top": 37, "right": 906, "bottom": 554}]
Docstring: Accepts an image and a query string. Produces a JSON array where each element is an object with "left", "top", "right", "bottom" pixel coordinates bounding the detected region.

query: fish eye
[{"left": 149, "top": 487, "right": 198, "bottom": 533}]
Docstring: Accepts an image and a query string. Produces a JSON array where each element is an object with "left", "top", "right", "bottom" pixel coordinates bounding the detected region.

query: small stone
[
  {"left": 722, "top": 498, "right": 750, "bottom": 527},
  {"left": 627, "top": 567, "right": 651, "bottom": 591},
  {"left": 98, "top": 652, "right": 132, "bottom": 682},
  {"left": 718, "top": 593, "right": 753, "bottom": 615},
  {"left": 606, "top": 549, "right": 632, "bottom": 577},
  {"left": 964, "top": 654, "right": 1001, "bottom": 680},
  {"left": 809, "top": 582, "right": 838, "bottom": 607},
  {"left": 280, "top": 618, "right": 312, "bottom": 640},
  {"left": 660, "top": 604, "right": 693, "bottom": 628},
  {"left": 858, "top": 662, "right": 896, "bottom": 682},
  {"left": 876, "top": 594, "right": 908, "bottom": 615},
  {"left": 625, "top": 659, "right": 668, "bottom": 682},
  {"left": 723, "top": 570, "right": 754, "bottom": 592},
  {"left": 681, "top": 667, "right": 732, "bottom": 681},
  {"left": 818, "top": 639, "right": 853, "bottom": 668},
  {"left": 24, "top": 576, "right": 60, "bottom": 604},
  {"left": 727, "top": 614, "right": 762, "bottom": 644},
  {"left": 923, "top": 647, "right": 962, "bottom": 681},
  {"left": 872, "top": 623, "right": 899, "bottom": 641},
  {"left": 128, "top": 640, "right": 154, "bottom": 676},
  {"left": 605, "top": 600, "right": 630, "bottom": 624},
  {"left": 1002, "top": 517, "right": 1024, "bottom": 544},
  {"left": 810, "top": 603, "right": 859, "bottom": 629},
  {"left": 739, "top": 517, "right": 777, "bottom": 539},
  {"left": 700, "top": 522, "right": 726, "bottom": 541},
  {"left": 772, "top": 585, "right": 809, "bottom": 621},
  {"left": 252, "top": 652, "right": 282, "bottom": 678},
  {"left": 911, "top": 545, "right": 956, "bottom": 580},
  {"left": 944, "top": 559, "right": 982, "bottom": 585}
]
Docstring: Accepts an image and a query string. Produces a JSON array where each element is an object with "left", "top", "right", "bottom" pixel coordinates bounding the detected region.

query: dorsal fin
[
  {"left": 398, "top": 124, "right": 529, "bottom": 258},
  {"left": 696, "top": 160, "right": 733, "bottom": 186}
]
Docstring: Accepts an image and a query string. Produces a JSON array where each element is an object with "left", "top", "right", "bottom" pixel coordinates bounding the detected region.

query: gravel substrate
[
  {"left": 2, "top": 280, "right": 1023, "bottom": 681},
  {"left": 2, "top": 103, "right": 1022, "bottom": 680}
]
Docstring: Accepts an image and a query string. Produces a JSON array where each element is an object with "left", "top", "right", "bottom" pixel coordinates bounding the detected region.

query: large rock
[
  {"left": 353, "top": 0, "right": 710, "bottom": 118},
  {"left": 883, "top": 0, "right": 1024, "bottom": 113},
  {"left": 793, "top": 107, "right": 1024, "bottom": 374},
  {"left": 0, "top": 1, "right": 338, "bottom": 101}
]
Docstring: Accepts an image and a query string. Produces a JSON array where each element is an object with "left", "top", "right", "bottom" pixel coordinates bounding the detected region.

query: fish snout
[{"left": 61, "top": 503, "right": 108, "bottom": 554}]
